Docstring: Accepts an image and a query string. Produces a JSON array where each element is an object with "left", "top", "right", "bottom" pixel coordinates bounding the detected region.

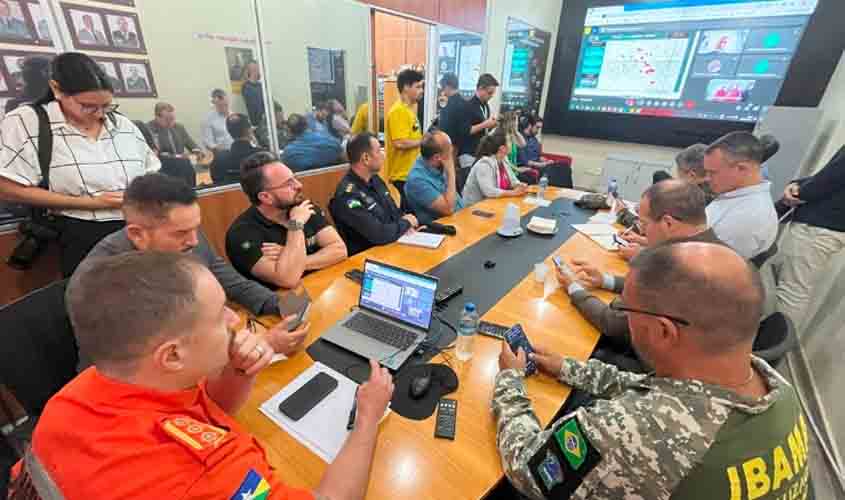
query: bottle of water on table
[
  {"left": 538, "top": 174, "right": 549, "bottom": 200},
  {"left": 607, "top": 178, "right": 619, "bottom": 214},
  {"left": 456, "top": 302, "right": 479, "bottom": 361}
]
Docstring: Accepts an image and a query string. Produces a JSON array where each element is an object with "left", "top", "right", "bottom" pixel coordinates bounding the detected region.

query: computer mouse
[
  {"left": 409, "top": 373, "right": 432, "bottom": 400},
  {"left": 484, "top": 260, "right": 496, "bottom": 269}
]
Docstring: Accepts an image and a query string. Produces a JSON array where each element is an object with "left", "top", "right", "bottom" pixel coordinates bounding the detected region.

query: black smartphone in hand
[{"left": 504, "top": 324, "right": 537, "bottom": 375}]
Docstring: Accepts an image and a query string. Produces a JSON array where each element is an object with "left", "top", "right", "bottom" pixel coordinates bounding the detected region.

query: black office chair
[
  {"left": 753, "top": 312, "right": 798, "bottom": 366},
  {"left": 0, "top": 279, "right": 78, "bottom": 451}
]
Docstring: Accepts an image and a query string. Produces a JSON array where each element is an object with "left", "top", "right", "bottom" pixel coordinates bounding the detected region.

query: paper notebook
[{"left": 398, "top": 231, "right": 446, "bottom": 249}]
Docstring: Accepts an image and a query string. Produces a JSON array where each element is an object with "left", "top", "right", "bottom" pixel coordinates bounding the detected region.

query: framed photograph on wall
[
  {"left": 103, "top": 10, "right": 146, "bottom": 53},
  {"left": 96, "top": 0, "right": 135, "bottom": 5},
  {"left": 62, "top": 5, "right": 110, "bottom": 49},
  {"left": 118, "top": 59, "right": 156, "bottom": 97},
  {"left": 0, "top": 50, "right": 54, "bottom": 96},
  {"left": 0, "top": 0, "right": 52, "bottom": 46},
  {"left": 91, "top": 57, "right": 125, "bottom": 95}
]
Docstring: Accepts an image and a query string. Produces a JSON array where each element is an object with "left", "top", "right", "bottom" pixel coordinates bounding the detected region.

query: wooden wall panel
[
  {"left": 438, "top": 0, "right": 486, "bottom": 34},
  {"left": 0, "top": 167, "right": 351, "bottom": 306},
  {"left": 365, "top": 0, "right": 439, "bottom": 21}
]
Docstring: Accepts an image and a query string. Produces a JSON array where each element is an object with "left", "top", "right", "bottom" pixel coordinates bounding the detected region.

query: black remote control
[
  {"left": 435, "top": 285, "right": 463, "bottom": 305},
  {"left": 434, "top": 398, "right": 457, "bottom": 440},
  {"left": 477, "top": 321, "right": 510, "bottom": 340}
]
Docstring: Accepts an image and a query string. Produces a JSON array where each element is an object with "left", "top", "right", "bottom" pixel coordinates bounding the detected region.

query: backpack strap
[{"left": 27, "top": 104, "right": 53, "bottom": 191}]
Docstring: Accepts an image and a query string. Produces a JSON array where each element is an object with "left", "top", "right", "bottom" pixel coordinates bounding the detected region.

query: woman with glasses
[{"left": 0, "top": 52, "right": 160, "bottom": 277}]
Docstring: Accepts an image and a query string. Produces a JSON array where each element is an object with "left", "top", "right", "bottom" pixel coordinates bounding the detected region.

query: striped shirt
[{"left": 0, "top": 100, "right": 160, "bottom": 221}]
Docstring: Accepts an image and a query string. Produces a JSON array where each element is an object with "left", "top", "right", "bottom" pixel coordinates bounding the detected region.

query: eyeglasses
[
  {"left": 263, "top": 178, "right": 299, "bottom": 192},
  {"left": 609, "top": 301, "right": 691, "bottom": 326},
  {"left": 71, "top": 95, "right": 119, "bottom": 115}
]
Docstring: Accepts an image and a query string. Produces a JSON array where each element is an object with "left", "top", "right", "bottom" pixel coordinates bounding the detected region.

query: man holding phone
[
  {"left": 31, "top": 252, "right": 394, "bottom": 500},
  {"left": 227, "top": 152, "right": 348, "bottom": 290}
]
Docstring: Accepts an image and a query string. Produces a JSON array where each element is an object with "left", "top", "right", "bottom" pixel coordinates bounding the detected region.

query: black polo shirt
[{"left": 225, "top": 204, "right": 329, "bottom": 289}]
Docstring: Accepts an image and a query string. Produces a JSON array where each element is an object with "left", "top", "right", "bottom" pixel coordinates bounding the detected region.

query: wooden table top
[{"left": 235, "top": 188, "right": 629, "bottom": 499}]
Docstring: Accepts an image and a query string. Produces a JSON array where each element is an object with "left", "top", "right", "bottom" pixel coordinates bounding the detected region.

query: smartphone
[
  {"left": 612, "top": 234, "right": 631, "bottom": 248},
  {"left": 504, "top": 324, "right": 537, "bottom": 375},
  {"left": 552, "top": 256, "right": 577, "bottom": 282},
  {"left": 472, "top": 209, "right": 495, "bottom": 219},
  {"left": 345, "top": 269, "right": 364, "bottom": 284},
  {"left": 278, "top": 372, "right": 338, "bottom": 421},
  {"left": 287, "top": 302, "right": 311, "bottom": 330}
]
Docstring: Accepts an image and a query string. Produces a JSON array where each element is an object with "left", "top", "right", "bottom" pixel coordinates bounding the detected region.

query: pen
[{"left": 347, "top": 386, "right": 359, "bottom": 430}]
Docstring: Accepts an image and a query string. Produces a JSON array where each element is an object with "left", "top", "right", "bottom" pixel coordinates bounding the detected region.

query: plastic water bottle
[
  {"left": 456, "top": 302, "right": 479, "bottom": 361},
  {"left": 607, "top": 178, "right": 619, "bottom": 214},
  {"left": 538, "top": 174, "right": 549, "bottom": 199}
]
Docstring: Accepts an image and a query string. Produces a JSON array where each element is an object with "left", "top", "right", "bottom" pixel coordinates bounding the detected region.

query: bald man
[
  {"left": 495, "top": 243, "right": 811, "bottom": 499},
  {"left": 556, "top": 180, "right": 723, "bottom": 347},
  {"left": 403, "top": 131, "right": 465, "bottom": 225}
]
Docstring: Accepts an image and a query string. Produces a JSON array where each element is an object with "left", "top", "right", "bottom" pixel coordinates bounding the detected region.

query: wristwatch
[{"left": 287, "top": 219, "right": 305, "bottom": 231}]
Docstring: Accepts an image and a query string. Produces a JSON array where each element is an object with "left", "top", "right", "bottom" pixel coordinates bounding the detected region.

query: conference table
[{"left": 234, "top": 187, "right": 629, "bottom": 499}]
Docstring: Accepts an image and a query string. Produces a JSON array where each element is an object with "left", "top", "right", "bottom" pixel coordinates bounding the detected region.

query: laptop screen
[{"left": 359, "top": 261, "right": 438, "bottom": 331}]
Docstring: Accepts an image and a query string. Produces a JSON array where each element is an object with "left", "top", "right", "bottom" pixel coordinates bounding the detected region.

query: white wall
[{"left": 484, "top": 0, "right": 564, "bottom": 116}]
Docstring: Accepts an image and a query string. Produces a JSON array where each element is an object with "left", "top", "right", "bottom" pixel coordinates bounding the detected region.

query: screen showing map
[{"left": 569, "top": 0, "right": 818, "bottom": 123}]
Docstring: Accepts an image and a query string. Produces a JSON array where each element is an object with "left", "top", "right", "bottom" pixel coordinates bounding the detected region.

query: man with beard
[
  {"left": 81, "top": 173, "right": 307, "bottom": 361},
  {"left": 226, "top": 152, "right": 347, "bottom": 289},
  {"left": 494, "top": 243, "right": 812, "bottom": 499},
  {"left": 403, "top": 130, "right": 464, "bottom": 225}
]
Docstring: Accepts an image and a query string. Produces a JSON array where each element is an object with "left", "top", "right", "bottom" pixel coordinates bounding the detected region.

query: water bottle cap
[{"left": 464, "top": 302, "right": 476, "bottom": 312}]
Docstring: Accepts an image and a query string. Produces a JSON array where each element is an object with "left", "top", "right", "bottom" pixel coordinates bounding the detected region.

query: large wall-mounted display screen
[{"left": 568, "top": 0, "right": 818, "bottom": 123}]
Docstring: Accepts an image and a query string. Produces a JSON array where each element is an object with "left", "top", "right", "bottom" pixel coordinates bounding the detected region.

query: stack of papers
[
  {"left": 527, "top": 216, "right": 558, "bottom": 234},
  {"left": 571, "top": 223, "right": 620, "bottom": 251},
  {"left": 260, "top": 363, "right": 390, "bottom": 463},
  {"left": 398, "top": 231, "right": 445, "bottom": 249}
]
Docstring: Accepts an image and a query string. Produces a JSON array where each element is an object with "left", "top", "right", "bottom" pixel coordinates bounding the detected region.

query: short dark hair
[
  {"left": 211, "top": 88, "right": 226, "bottom": 99},
  {"left": 520, "top": 114, "right": 542, "bottom": 132},
  {"left": 706, "top": 131, "right": 765, "bottom": 164},
  {"left": 476, "top": 73, "right": 499, "bottom": 89},
  {"left": 397, "top": 69, "right": 424, "bottom": 93},
  {"left": 346, "top": 132, "right": 378, "bottom": 164},
  {"left": 420, "top": 132, "right": 443, "bottom": 160},
  {"left": 124, "top": 173, "right": 197, "bottom": 220},
  {"left": 476, "top": 132, "right": 507, "bottom": 159},
  {"left": 675, "top": 143, "right": 708, "bottom": 177},
  {"left": 629, "top": 243, "right": 763, "bottom": 351},
  {"left": 35, "top": 52, "right": 113, "bottom": 106},
  {"left": 240, "top": 151, "right": 278, "bottom": 204},
  {"left": 288, "top": 113, "right": 308, "bottom": 137},
  {"left": 67, "top": 252, "right": 203, "bottom": 368},
  {"left": 225, "top": 113, "right": 252, "bottom": 140},
  {"left": 642, "top": 179, "right": 707, "bottom": 225},
  {"left": 440, "top": 73, "right": 458, "bottom": 90}
]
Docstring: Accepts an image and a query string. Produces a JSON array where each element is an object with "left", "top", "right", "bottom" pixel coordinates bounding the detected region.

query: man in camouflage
[{"left": 493, "top": 242, "right": 812, "bottom": 500}]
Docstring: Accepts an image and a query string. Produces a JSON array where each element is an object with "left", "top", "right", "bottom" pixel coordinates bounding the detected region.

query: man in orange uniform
[{"left": 30, "top": 251, "right": 394, "bottom": 499}]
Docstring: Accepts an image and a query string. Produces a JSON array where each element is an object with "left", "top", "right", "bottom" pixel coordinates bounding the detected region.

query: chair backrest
[
  {"left": 752, "top": 311, "right": 798, "bottom": 365},
  {"left": 0, "top": 279, "right": 78, "bottom": 417}
]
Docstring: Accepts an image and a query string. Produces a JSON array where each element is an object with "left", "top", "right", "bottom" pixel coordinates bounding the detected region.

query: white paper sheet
[
  {"left": 572, "top": 224, "right": 620, "bottom": 251},
  {"left": 259, "top": 363, "right": 360, "bottom": 463},
  {"left": 398, "top": 231, "right": 446, "bottom": 249},
  {"left": 523, "top": 196, "right": 552, "bottom": 207}
]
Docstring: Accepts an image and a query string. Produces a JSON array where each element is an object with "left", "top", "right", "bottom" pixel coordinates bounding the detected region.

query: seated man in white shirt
[
  {"left": 703, "top": 131, "right": 778, "bottom": 263},
  {"left": 200, "top": 88, "right": 233, "bottom": 153}
]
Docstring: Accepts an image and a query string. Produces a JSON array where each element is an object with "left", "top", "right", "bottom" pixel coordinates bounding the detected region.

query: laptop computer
[{"left": 320, "top": 259, "right": 438, "bottom": 370}]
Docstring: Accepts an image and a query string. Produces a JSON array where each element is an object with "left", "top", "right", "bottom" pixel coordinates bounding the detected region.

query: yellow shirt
[
  {"left": 350, "top": 102, "right": 369, "bottom": 134},
  {"left": 385, "top": 100, "right": 422, "bottom": 183}
]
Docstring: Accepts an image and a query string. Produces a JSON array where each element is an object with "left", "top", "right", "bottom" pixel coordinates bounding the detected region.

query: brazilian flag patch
[
  {"left": 555, "top": 417, "right": 588, "bottom": 470},
  {"left": 528, "top": 415, "right": 602, "bottom": 497},
  {"left": 347, "top": 199, "right": 363, "bottom": 209},
  {"left": 230, "top": 469, "right": 271, "bottom": 500}
]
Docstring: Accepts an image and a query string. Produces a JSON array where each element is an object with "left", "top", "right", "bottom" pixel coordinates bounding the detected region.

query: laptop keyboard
[{"left": 343, "top": 314, "right": 418, "bottom": 350}]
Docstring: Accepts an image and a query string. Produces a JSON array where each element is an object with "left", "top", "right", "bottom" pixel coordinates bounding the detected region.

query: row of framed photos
[
  {"left": 1, "top": 1, "right": 146, "bottom": 55},
  {"left": 0, "top": 50, "right": 157, "bottom": 97}
]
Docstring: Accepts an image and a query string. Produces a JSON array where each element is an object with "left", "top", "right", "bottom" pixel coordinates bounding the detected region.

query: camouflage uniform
[{"left": 492, "top": 355, "right": 810, "bottom": 500}]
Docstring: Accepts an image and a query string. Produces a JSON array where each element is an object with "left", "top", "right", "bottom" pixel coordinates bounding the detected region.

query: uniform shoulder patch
[
  {"left": 344, "top": 183, "right": 355, "bottom": 193},
  {"left": 528, "top": 415, "right": 602, "bottom": 498},
  {"left": 240, "top": 241, "right": 253, "bottom": 251},
  {"left": 347, "top": 198, "right": 363, "bottom": 209},
  {"left": 159, "top": 416, "right": 230, "bottom": 461},
  {"left": 230, "top": 469, "right": 271, "bottom": 500}
]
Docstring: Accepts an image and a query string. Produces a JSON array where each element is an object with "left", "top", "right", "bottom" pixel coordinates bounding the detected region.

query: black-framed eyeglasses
[
  {"left": 610, "top": 301, "right": 691, "bottom": 326},
  {"left": 71, "top": 95, "right": 119, "bottom": 115}
]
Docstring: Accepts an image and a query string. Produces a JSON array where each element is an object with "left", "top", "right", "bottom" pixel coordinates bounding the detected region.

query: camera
[{"left": 7, "top": 219, "right": 60, "bottom": 270}]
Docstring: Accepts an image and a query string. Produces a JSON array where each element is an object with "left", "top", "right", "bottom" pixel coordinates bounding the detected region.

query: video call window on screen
[{"left": 568, "top": 0, "right": 819, "bottom": 123}]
